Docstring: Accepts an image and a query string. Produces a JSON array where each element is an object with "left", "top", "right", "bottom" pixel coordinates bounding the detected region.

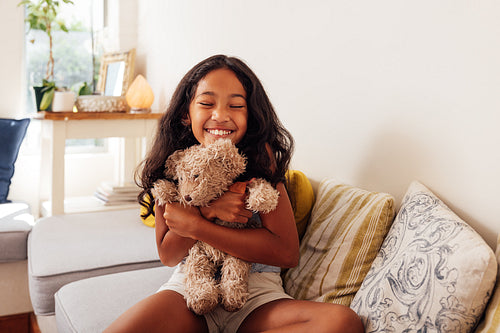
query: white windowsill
[{"left": 41, "top": 196, "right": 139, "bottom": 216}]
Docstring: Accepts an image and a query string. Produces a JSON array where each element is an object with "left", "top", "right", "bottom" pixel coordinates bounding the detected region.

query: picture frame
[{"left": 96, "top": 48, "right": 136, "bottom": 96}]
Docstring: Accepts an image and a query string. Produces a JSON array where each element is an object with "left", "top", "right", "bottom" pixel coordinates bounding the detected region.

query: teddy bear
[{"left": 152, "top": 138, "right": 280, "bottom": 315}]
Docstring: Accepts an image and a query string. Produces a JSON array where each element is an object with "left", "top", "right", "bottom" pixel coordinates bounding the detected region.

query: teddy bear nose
[{"left": 184, "top": 195, "right": 192, "bottom": 202}]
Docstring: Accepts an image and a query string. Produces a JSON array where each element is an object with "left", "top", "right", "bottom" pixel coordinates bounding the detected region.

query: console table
[{"left": 34, "top": 111, "right": 162, "bottom": 216}]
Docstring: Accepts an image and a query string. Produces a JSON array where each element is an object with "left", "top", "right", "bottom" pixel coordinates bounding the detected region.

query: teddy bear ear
[
  {"left": 204, "top": 139, "right": 230, "bottom": 159},
  {"left": 164, "top": 150, "right": 184, "bottom": 178},
  {"left": 226, "top": 149, "right": 247, "bottom": 177},
  {"left": 221, "top": 142, "right": 247, "bottom": 178},
  {"left": 214, "top": 138, "right": 234, "bottom": 149},
  {"left": 203, "top": 139, "right": 243, "bottom": 178},
  {"left": 206, "top": 138, "right": 232, "bottom": 155}
]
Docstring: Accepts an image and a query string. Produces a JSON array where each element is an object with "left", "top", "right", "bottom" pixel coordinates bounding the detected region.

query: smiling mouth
[{"left": 206, "top": 129, "right": 233, "bottom": 136}]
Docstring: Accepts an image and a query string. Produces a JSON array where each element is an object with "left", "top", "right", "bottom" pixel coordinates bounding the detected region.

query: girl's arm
[
  {"left": 154, "top": 201, "right": 197, "bottom": 266},
  {"left": 163, "top": 182, "right": 300, "bottom": 268}
]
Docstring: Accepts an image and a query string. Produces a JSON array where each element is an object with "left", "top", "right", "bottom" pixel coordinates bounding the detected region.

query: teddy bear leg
[
  {"left": 220, "top": 256, "right": 251, "bottom": 312},
  {"left": 184, "top": 243, "right": 220, "bottom": 315}
]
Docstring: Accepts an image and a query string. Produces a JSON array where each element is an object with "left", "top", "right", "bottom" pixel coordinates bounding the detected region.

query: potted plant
[{"left": 18, "top": 0, "right": 74, "bottom": 111}]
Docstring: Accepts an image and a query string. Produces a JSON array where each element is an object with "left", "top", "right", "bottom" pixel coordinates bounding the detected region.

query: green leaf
[
  {"left": 78, "top": 82, "right": 92, "bottom": 96},
  {"left": 42, "top": 80, "right": 56, "bottom": 90},
  {"left": 17, "top": 0, "right": 31, "bottom": 7},
  {"left": 57, "top": 21, "right": 69, "bottom": 32},
  {"left": 40, "top": 88, "right": 55, "bottom": 111}
]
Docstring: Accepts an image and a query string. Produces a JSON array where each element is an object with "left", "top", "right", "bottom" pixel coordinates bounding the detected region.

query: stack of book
[{"left": 94, "top": 182, "right": 140, "bottom": 206}]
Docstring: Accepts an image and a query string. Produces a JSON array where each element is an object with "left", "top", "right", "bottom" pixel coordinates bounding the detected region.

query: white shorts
[{"left": 157, "top": 265, "right": 293, "bottom": 333}]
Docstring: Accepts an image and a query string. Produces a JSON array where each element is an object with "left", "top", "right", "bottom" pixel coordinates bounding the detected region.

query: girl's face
[{"left": 186, "top": 68, "right": 248, "bottom": 146}]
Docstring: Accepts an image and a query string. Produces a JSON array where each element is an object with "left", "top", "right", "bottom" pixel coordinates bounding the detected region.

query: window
[{"left": 23, "top": 0, "right": 106, "bottom": 153}]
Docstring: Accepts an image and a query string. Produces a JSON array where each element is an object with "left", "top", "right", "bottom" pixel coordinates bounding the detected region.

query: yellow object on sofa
[
  {"left": 140, "top": 197, "right": 155, "bottom": 228},
  {"left": 285, "top": 170, "right": 315, "bottom": 240}
]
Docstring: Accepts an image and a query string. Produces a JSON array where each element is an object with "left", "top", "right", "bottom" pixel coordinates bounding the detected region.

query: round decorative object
[{"left": 126, "top": 74, "right": 154, "bottom": 113}]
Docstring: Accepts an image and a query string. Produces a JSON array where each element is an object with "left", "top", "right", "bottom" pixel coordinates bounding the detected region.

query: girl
[{"left": 104, "top": 55, "right": 364, "bottom": 333}]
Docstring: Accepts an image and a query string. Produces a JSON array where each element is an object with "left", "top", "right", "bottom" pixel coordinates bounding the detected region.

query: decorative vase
[
  {"left": 32, "top": 86, "right": 52, "bottom": 111},
  {"left": 52, "top": 91, "right": 76, "bottom": 112}
]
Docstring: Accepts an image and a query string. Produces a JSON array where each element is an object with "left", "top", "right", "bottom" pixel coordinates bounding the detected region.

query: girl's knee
[{"left": 316, "top": 304, "right": 364, "bottom": 333}]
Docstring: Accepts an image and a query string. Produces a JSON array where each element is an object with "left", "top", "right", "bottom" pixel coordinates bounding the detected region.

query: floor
[{"left": 36, "top": 315, "right": 57, "bottom": 333}]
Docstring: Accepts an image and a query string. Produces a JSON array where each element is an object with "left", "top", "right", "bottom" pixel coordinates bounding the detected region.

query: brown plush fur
[{"left": 152, "top": 139, "right": 279, "bottom": 315}]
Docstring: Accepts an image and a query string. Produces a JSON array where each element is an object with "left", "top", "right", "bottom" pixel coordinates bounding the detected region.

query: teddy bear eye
[{"left": 194, "top": 174, "right": 199, "bottom": 179}]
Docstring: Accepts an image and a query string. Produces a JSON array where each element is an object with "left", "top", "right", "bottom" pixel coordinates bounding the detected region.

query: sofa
[
  {"left": 27, "top": 174, "right": 500, "bottom": 333},
  {"left": 0, "top": 118, "right": 32, "bottom": 263},
  {"left": 0, "top": 118, "right": 36, "bottom": 319}
]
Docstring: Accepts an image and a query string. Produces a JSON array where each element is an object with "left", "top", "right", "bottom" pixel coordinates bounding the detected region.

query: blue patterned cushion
[
  {"left": 351, "top": 181, "right": 497, "bottom": 333},
  {"left": 0, "top": 118, "right": 30, "bottom": 203}
]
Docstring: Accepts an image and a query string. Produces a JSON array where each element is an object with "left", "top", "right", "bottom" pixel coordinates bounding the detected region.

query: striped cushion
[
  {"left": 284, "top": 179, "right": 395, "bottom": 306},
  {"left": 475, "top": 234, "right": 500, "bottom": 333}
]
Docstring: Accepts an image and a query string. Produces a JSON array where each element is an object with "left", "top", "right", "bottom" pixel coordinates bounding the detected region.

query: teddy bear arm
[
  {"left": 152, "top": 179, "right": 178, "bottom": 206},
  {"left": 245, "top": 178, "right": 280, "bottom": 214}
]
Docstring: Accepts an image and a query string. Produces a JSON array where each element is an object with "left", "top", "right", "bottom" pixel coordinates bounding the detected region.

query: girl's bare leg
[
  {"left": 238, "top": 299, "right": 364, "bottom": 333},
  {"left": 104, "top": 290, "right": 208, "bottom": 333}
]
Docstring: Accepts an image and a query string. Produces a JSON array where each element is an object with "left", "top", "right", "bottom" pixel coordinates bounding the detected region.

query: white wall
[
  {"left": 0, "top": 0, "right": 24, "bottom": 118},
  {"left": 136, "top": 0, "right": 500, "bottom": 249},
  {"left": 104, "top": 0, "right": 137, "bottom": 53}
]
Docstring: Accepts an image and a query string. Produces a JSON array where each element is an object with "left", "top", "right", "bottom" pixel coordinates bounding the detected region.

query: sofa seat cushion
[
  {"left": 0, "top": 202, "right": 34, "bottom": 262},
  {"left": 28, "top": 209, "right": 163, "bottom": 315},
  {"left": 55, "top": 266, "right": 176, "bottom": 333}
]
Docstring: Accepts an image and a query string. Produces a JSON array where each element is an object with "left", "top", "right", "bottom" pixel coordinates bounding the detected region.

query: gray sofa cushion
[
  {"left": 0, "top": 202, "right": 34, "bottom": 262},
  {"left": 28, "top": 209, "right": 163, "bottom": 315},
  {"left": 55, "top": 266, "right": 176, "bottom": 333}
]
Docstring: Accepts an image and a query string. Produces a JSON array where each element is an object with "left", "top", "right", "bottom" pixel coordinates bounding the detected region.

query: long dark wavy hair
[{"left": 136, "top": 55, "right": 294, "bottom": 218}]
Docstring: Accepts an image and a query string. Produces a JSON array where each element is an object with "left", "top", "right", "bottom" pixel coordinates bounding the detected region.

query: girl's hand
[
  {"left": 163, "top": 202, "right": 201, "bottom": 238},
  {"left": 199, "top": 182, "right": 253, "bottom": 223}
]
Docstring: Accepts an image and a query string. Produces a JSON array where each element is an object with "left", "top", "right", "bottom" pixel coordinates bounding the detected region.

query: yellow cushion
[
  {"left": 141, "top": 170, "right": 316, "bottom": 235},
  {"left": 284, "top": 179, "right": 395, "bottom": 306},
  {"left": 140, "top": 195, "right": 155, "bottom": 227},
  {"left": 286, "top": 170, "right": 315, "bottom": 240},
  {"left": 475, "top": 233, "right": 500, "bottom": 333}
]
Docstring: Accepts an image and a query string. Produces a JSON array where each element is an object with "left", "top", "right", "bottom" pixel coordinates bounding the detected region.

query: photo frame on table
[
  {"left": 96, "top": 48, "right": 136, "bottom": 97},
  {"left": 76, "top": 49, "right": 135, "bottom": 112}
]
